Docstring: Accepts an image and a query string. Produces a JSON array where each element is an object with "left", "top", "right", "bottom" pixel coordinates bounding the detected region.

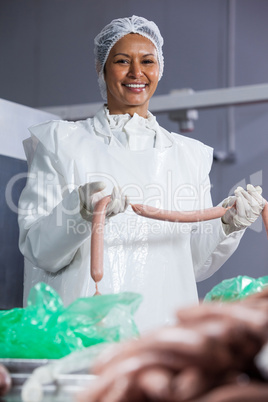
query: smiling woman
[
  {"left": 18, "top": 15, "right": 263, "bottom": 333},
  {"left": 104, "top": 34, "right": 159, "bottom": 117}
]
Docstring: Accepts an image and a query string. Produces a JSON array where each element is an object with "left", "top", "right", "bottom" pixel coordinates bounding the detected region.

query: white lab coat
[{"left": 18, "top": 106, "right": 243, "bottom": 333}]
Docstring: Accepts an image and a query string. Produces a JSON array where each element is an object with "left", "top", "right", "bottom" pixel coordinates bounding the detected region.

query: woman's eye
[
  {"left": 115, "top": 59, "right": 129, "bottom": 64},
  {"left": 142, "top": 59, "right": 155, "bottom": 64}
]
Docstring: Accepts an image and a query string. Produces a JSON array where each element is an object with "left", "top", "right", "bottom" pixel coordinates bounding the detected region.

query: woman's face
[{"left": 104, "top": 33, "right": 159, "bottom": 117}]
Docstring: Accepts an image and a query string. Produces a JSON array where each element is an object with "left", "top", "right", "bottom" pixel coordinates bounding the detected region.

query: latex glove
[
  {"left": 105, "top": 186, "right": 129, "bottom": 217},
  {"left": 222, "top": 184, "right": 265, "bottom": 235},
  {"left": 79, "top": 181, "right": 128, "bottom": 221}
]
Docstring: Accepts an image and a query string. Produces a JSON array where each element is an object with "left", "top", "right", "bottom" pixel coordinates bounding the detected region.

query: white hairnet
[{"left": 94, "top": 15, "right": 164, "bottom": 100}]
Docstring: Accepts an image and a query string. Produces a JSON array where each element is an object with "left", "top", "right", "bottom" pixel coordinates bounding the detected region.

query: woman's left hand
[{"left": 222, "top": 184, "right": 266, "bottom": 234}]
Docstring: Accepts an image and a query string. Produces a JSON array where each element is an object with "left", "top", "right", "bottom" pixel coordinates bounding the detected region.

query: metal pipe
[
  {"left": 227, "top": 0, "right": 236, "bottom": 157},
  {"left": 214, "top": 0, "right": 237, "bottom": 162},
  {"left": 39, "top": 83, "right": 268, "bottom": 121}
]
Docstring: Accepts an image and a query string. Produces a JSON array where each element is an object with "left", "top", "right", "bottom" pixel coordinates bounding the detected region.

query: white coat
[{"left": 18, "top": 106, "right": 243, "bottom": 333}]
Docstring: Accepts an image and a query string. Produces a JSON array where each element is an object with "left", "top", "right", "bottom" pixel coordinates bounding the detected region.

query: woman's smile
[
  {"left": 104, "top": 33, "right": 159, "bottom": 117},
  {"left": 124, "top": 83, "right": 146, "bottom": 90}
]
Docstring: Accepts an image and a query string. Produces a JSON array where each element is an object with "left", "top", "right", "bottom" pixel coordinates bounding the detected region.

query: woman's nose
[{"left": 128, "top": 61, "right": 143, "bottom": 78}]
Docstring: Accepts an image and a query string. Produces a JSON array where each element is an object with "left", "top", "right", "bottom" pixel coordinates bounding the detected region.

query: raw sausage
[
  {"left": 90, "top": 195, "right": 111, "bottom": 293},
  {"left": 77, "top": 291, "right": 268, "bottom": 402},
  {"left": 131, "top": 203, "right": 232, "bottom": 222},
  {"left": 197, "top": 383, "right": 268, "bottom": 402},
  {"left": 90, "top": 197, "right": 268, "bottom": 296},
  {"left": 262, "top": 201, "right": 268, "bottom": 237},
  {"left": 136, "top": 367, "right": 173, "bottom": 399},
  {"left": 0, "top": 364, "right": 11, "bottom": 396}
]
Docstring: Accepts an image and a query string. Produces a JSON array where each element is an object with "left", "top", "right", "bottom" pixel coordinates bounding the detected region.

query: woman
[{"left": 18, "top": 16, "right": 264, "bottom": 333}]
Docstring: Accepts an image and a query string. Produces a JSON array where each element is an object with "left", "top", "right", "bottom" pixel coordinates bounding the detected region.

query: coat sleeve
[
  {"left": 18, "top": 122, "right": 91, "bottom": 273},
  {"left": 190, "top": 175, "right": 244, "bottom": 281},
  {"left": 188, "top": 141, "right": 244, "bottom": 282}
]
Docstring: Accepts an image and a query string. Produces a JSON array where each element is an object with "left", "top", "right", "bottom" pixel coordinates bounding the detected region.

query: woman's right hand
[{"left": 78, "top": 181, "right": 128, "bottom": 221}]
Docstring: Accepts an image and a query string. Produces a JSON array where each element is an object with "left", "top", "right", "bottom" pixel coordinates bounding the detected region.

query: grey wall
[
  {"left": 1, "top": 0, "right": 231, "bottom": 107},
  {"left": 0, "top": 156, "right": 27, "bottom": 308},
  {"left": 1, "top": 0, "right": 268, "bottom": 304}
]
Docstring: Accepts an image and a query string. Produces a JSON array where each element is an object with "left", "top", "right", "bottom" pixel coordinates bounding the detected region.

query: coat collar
[{"left": 92, "top": 105, "right": 174, "bottom": 149}]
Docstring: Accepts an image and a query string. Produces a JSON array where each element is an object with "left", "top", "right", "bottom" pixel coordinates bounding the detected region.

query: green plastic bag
[
  {"left": 0, "top": 282, "right": 142, "bottom": 359},
  {"left": 204, "top": 275, "right": 268, "bottom": 303}
]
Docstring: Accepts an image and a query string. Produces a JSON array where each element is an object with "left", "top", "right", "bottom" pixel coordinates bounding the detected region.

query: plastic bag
[
  {"left": 204, "top": 275, "right": 268, "bottom": 303},
  {"left": 0, "top": 282, "right": 142, "bottom": 359}
]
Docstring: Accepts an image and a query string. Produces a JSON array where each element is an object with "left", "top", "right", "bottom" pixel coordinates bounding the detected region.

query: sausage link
[
  {"left": 197, "top": 382, "right": 268, "bottom": 402},
  {"left": 0, "top": 365, "right": 11, "bottom": 397},
  {"left": 262, "top": 201, "right": 268, "bottom": 238},
  {"left": 171, "top": 367, "right": 215, "bottom": 401},
  {"left": 90, "top": 195, "right": 111, "bottom": 285},
  {"left": 136, "top": 367, "right": 173, "bottom": 399},
  {"left": 131, "top": 203, "right": 231, "bottom": 223}
]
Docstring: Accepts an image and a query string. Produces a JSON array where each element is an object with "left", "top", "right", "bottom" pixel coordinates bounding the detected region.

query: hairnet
[{"left": 94, "top": 15, "right": 164, "bottom": 100}]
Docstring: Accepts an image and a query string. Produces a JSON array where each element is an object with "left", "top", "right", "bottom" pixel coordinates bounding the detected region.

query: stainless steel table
[{"left": 0, "top": 359, "right": 95, "bottom": 402}]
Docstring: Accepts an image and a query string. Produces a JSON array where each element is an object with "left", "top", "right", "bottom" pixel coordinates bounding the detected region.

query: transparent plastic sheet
[
  {"left": 20, "top": 344, "right": 108, "bottom": 402},
  {"left": 204, "top": 275, "right": 268, "bottom": 303},
  {"left": 0, "top": 282, "right": 142, "bottom": 359}
]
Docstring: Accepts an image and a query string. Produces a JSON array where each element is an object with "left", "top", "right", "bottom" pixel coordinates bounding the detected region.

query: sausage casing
[
  {"left": 90, "top": 195, "right": 111, "bottom": 283},
  {"left": 131, "top": 203, "right": 230, "bottom": 222}
]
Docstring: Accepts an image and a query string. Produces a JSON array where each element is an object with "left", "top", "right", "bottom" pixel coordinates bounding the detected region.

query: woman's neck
[{"left": 106, "top": 103, "right": 149, "bottom": 118}]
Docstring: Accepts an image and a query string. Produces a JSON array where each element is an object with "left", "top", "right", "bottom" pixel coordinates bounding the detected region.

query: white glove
[
  {"left": 78, "top": 181, "right": 129, "bottom": 222},
  {"left": 222, "top": 184, "right": 265, "bottom": 235},
  {"left": 105, "top": 186, "right": 129, "bottom": 217}
]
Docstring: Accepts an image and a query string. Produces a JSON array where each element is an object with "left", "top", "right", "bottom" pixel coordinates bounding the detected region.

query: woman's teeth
[{"left": 125, "top": 84, "right": 145, "bottom": 88}]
